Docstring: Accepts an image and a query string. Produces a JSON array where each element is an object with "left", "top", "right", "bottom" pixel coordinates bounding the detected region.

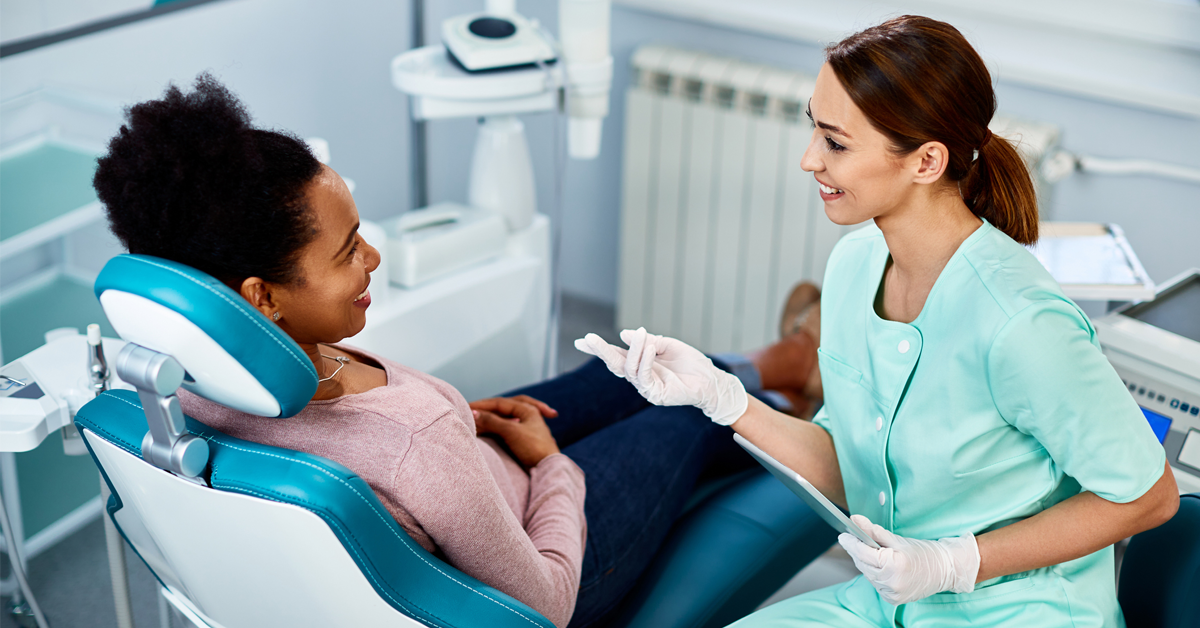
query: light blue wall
[
  {"left": 426, "top": 4, "right": 1200, "bottom": 305},
  {"left": 1, "top": 0, "right": 414, "bottom": 227}
]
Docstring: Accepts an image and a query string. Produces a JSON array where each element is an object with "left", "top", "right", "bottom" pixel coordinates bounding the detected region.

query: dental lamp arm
[{"left": 559, "top": 0, "right": 612, "bottom": 159}]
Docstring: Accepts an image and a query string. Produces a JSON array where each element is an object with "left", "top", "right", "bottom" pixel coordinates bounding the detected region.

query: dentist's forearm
[
  {"left": 974, "top": 461, "right": 1179, "bottom": 583},
  {"left": 732, "top": 395, "right": 846, "bottom": 507}
]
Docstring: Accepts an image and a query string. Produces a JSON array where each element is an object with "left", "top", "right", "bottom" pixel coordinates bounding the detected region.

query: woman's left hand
[
  {"left": 839, "top": 514, "right": 980, "bottom": 605},
  {"left": 470, "top": 395, "right": 558, "bottom": 420},
  {"left": 469, "top": 396, "right": 560, "bottom": 468}
]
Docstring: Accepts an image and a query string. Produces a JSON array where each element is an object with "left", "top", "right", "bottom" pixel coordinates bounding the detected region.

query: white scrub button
[
  {"left": 879, "top": 491, "right": 887, "bottom": 506},
  {"left": 876, "top": 416, "right": 883, "bottom": 431},
  {"left": 897, "top": 340, "right": 910, "bottom": 354}
]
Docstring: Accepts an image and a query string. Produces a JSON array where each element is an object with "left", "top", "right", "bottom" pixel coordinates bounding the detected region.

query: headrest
[{"left": 94, "top": 254, "right": 317, "bottom": 417}]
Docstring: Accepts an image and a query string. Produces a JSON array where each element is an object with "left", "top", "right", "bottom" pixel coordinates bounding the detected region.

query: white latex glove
[
  {"left": 838, "top": 514, "right": 980, "bottom": 606},
  {"left": 574, "top": 328, "right": 749, "bottom": 425}
]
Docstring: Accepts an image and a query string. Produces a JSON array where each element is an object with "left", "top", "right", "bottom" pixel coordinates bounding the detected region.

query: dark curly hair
[{"left": 94, "top": 73, "right": 322, "bottom": 286}]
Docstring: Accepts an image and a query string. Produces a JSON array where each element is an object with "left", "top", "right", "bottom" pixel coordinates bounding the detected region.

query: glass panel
[{"left": 0, "top": 141, "right": 99, "bottom": 241}]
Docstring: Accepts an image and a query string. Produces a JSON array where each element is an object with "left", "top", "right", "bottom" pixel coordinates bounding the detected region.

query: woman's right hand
[
  {"left": 575, "top": 328, "right": 748, "bottom": 426},
  {"left": 470, "top": 397, "right": 561, "bottom": 468}
]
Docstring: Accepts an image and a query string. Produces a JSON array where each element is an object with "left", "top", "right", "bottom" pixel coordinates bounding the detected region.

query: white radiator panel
[
  {"left": 677, "top": 101, "right": 718, "bottom": 347},
  {"left": 618, "top": 49, "right": 856, "bottom": 353},
  {"left": 618, "top": 88, "right": 655, "bottom": 332},
  {"left": 648, "top": 95, "right": 687, "bottom": 335},
  {"left": 707, "top": 108, "right": 751, "bottom": 352}
]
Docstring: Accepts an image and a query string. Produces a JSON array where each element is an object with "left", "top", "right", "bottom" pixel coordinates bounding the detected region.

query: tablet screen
[{"left": 733, "top": 434, "right": 879, "bottom": 549}]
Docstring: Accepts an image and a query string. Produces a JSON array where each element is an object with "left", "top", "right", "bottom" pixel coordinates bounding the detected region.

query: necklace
[{"left": 318, "top": 353, "right": 350, "bottom": 383}]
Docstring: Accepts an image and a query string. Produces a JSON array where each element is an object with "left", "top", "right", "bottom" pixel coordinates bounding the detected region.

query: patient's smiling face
[{"left": 240, "top": 165, "right": 380, "bottom": 350}]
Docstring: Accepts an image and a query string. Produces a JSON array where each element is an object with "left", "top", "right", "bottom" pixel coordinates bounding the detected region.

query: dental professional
[{"left": 578, "top": 15, "right": 1179, "bottom": 627}]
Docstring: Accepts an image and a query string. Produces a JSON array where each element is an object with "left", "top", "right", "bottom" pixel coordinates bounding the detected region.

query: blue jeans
[{"left": 501, "top": 356, "right": 767, "bottom": 628}]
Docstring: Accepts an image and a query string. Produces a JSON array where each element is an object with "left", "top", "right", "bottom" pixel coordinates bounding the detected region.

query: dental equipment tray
[{"left": 381, "top": 203, "right": 507, "bottom": 288}]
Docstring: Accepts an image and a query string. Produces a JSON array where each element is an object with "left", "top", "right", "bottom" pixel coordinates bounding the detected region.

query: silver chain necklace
[{"left": 318, "top": 353, "right": 350, "bottom": 383}]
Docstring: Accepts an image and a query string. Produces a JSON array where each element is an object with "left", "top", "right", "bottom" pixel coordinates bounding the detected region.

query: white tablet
[{"left": 734, "top": 433, "right": 880, "bottom": 549}]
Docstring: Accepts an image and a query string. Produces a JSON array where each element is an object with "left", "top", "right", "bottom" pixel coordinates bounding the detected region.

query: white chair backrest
[{"left": 87, "top": 433, "right": 424, "bottom": 628}]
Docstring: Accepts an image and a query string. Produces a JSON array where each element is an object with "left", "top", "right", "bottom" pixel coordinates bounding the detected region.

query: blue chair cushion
[
  {"left": 1118, "top": 492, "right": 1200, "bottom": 628},
  {"left": 75, "top": 389, "right": 556, "bottom": 628},
  {"left": 94, "top": 254, "right": 317, "bottom": 417},
  {"left": 613, "top": 470, "right": 839, "bottom": 628}
]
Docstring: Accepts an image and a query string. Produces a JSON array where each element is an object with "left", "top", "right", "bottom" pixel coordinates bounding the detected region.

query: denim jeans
[{"left": 501, "top": 356, "right": 768, "bottom": 628}]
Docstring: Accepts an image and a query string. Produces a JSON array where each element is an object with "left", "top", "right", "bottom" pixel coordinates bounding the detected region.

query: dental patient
[{"left": 92, "top": 75, "right": 821, "bottom": 628}]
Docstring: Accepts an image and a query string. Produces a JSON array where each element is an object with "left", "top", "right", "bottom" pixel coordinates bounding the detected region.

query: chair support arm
[{"left": 116, "top": 344, "right": 209, "bottom": 481}]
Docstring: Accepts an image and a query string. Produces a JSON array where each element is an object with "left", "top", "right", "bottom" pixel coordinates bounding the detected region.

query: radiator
[
  {"left": 616, "top": 45, "right": 1060, "bottom": 354},
  {"left": 617, "top": 46, "right": 850, "bottom": 353}
]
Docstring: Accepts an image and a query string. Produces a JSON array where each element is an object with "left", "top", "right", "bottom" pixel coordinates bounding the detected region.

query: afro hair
[{"left": 94, "top": 73, "right": 322, "bottom": 286}]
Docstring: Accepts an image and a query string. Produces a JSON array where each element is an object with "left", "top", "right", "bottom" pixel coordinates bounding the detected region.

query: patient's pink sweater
[{"left": 178, "top": 345, "right": 587, "bottom": 627}]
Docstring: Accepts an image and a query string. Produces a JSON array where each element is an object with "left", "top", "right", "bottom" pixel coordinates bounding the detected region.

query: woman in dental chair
[{"left": 91, "top": 75, "right": 821, "bottom": 628}]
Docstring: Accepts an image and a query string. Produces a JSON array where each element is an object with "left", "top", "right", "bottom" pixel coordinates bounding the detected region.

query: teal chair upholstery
[{"left": 1118, "top": 492, "right": 1200, "bottom": 628}]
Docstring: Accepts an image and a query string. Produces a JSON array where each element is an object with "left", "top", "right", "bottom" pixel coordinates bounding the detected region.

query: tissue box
[{"left": 381, "top": 203, "right": 507, "bottom": 288}]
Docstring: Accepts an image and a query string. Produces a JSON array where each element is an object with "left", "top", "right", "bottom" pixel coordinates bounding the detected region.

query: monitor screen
[
  {"left": 1124, "top": 276, "right": 1200, "bottom": 343},
  {"left": 1141, "top": 407, "right": 1172, "bottom": 444}
]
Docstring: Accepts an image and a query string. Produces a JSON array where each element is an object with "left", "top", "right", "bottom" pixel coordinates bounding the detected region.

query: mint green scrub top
[{"left": 733, "top": 221, "right": 1166, "bottom": 628}]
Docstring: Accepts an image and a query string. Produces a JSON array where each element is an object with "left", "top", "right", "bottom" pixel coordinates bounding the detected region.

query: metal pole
[
  {"left": 0, "top": 452, "right": 24, "bottom": 602},
  {"left": 101, "top": 474, "right": 135, "bottom": 628},
  {"left": 410, "top": 0, "right": 428, "bottom": 211},
  {"left": 158, "top": 587, "right": 172, "bottom": 628}
]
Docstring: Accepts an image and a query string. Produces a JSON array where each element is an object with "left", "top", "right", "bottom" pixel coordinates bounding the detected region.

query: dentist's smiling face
[
  {"left": 267, "top": 165, "right": 380, "bottom": 345},
  {"left": 800, "top": 63, "right": 920, "bottom": 226}
]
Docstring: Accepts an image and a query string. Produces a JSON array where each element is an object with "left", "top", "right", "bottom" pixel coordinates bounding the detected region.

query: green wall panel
[{"left": 14, "top": 437, "right": 101, "bottom": 537}]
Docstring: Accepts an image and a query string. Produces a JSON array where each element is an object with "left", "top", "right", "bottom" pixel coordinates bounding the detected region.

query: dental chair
[
  {"left": 74, "top": 253, "right": 838, "bottom": 628},
  {"left": 1117, "top": 491, "right": 1200, "bottom": 628}
]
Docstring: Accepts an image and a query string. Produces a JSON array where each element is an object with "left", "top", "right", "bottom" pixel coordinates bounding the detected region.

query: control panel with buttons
[
  {"left": 1113, "top": 368, "right": 1200, "bottom": 494},
  {"left": 1123, "top": 377, "right": 1200, "bottom": 421},
  {"left": 1095, "top": 269, "right": 1200, "bottom": 496}
]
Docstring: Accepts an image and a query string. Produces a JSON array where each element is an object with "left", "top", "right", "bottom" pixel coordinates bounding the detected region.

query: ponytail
[
  {"left": 961, "top": 130, "right": 1039, "bottom": 245},
  {"left": 827, "top": 16, "right": 1040, "bottom": 245}
]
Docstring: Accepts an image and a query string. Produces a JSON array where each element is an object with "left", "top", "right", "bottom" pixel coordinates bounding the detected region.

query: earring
[{"left": 272, "top": 312, "right": 281, "bottom": 321}]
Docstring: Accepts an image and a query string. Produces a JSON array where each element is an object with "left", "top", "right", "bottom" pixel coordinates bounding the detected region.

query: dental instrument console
[
  {"left": 0, "top": 326, "right": 127, "bottom": 454},
  {"left": 0, "top": 325, "right": 126, "bottom": 628},
  {"left": 1095, "top": 268, "right": 1200, "bottom": 495}
]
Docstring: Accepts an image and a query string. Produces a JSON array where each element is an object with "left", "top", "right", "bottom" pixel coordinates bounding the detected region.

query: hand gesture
[{"left": 575, "top": 327, "right": 748, "bottom": 425}]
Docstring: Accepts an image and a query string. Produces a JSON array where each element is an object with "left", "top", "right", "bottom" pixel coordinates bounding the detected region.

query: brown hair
[{"left": 826, "top": 16, "right": 1038, "bottom": 244}]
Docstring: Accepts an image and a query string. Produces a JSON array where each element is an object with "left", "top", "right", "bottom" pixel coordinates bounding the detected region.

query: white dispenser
[
  {"left": 468, "top": 117, "right": 537, "bottom": 232},
  {"left": 380, "top": 203, "right": 507, "bottom": 288}
]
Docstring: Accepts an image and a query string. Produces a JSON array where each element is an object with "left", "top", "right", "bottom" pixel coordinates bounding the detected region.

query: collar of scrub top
[
  {"left": 861, "top": 220, "right": 998, "bottom": 403},
  {"left": 93, "top": 254, "right": 318, "bottom": 418}
]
